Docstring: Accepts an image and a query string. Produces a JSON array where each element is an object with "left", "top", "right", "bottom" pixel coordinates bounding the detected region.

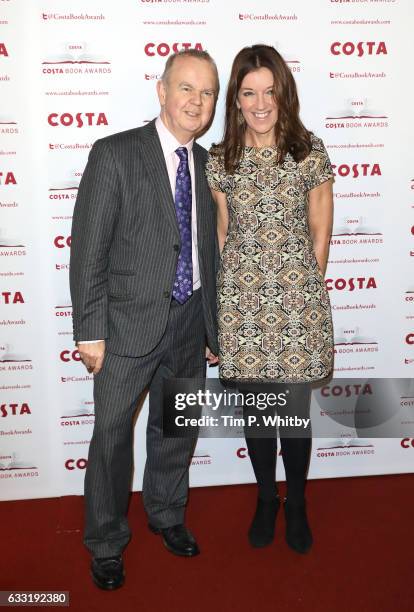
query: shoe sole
[
  {"left": 149, "top": 524, "right": 200, "bottom": 557},
  {"left": 91, "top": 572, "right": 125, "bottom": 590}
]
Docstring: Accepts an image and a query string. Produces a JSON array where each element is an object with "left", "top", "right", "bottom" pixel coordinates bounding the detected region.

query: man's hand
[
  {"left": 206, "top": 346, "right": 219, "bottom": 365},
  {"left": 77, "top": 340, "right": 106, "bottom": 374}
]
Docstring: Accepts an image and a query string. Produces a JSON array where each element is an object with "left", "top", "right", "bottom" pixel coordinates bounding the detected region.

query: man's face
[{"left": 157, "top": 56, "right": 217, "bottom": 143}]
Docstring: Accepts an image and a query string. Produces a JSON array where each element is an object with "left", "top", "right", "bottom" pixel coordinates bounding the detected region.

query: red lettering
[
  {"left": 144, "top": 42, "right": 203, "bottom": 57},
  {"left": 343, "top": 42, "right": 355, "bottom": 55},
  {"left": 0, "top": 291, "right": 23, "bottom": 304},
  {"left": 331, "top": 42, "right": 340, "bottom": 55},
  {"left": 377, "top": 41, "right": 387, "bottom": 55},
  {"left": 0, "top": 171, "right": 17, "bottom": 185},
  {"left": 54, "top": 236, "right": 71, "bottom": 248},
  {"left": 96, "top": 112, "right": 108, "bottom": 126},
  {"left": 60, "top": 349, "right": 81, "bottom": 362},
  {"left": 60, "top": 113, "right": 73, "bottom": 126},
  {"left": 331, "top": 42, "right": 387, "bottom": 57},
  {"left": 158, "top": 43, "right": 169, "bottom": 56},
  {"left": 48, "top": 113, "right": 58, "bottom": 126},
  {"left": 144, "top": 43, "right": 155, "bottom": 56},
  {"left": 65, "top": 458, "right": 88, "bottom": 470}
]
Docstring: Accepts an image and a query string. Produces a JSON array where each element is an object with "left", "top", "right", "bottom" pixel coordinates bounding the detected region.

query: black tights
[{"left": 242, "top": 383, "right": 311, "bottom": 503}]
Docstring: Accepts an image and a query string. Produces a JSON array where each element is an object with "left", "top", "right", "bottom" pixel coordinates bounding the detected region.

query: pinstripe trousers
[{"left": 84, "top": 289, "right": 206, "bottom": 557}]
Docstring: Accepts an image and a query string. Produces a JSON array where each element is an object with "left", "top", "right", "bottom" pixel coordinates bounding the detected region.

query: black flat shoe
[
  {"left": 91, "top": 556, "right": 124, "bottom": 590},
  {"left": 284, "top": 498, "right": 313, "bottom": 554},
  {"left": 149, "top": 523, "right": 200, "bottom": 557},
  {"left": 248, "top": 496, "right": 280, "bottom": 548}
]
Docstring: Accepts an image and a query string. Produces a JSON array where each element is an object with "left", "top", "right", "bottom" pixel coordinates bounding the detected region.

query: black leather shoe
[
  {"left": 91, "top": 556, "right": 125, "bottom": 590},
  {"left": 284, "top": 498, "right": 313, "bottom": 554},
  {"left": 248, "top": 495, "right": 280, "bottom": 548},
  {"left": 149, "top": 523, "right": 200, "bottom": 557}
]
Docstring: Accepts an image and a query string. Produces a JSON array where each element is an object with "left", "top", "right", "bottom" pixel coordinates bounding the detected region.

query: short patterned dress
[{"left": 206, "top": 134, "right": 335, "bottom": 383}]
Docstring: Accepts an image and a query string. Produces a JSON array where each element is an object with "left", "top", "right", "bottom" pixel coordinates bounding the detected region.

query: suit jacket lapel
[{"left": 139, "top": 120, "right": 180, "bottom": 239}]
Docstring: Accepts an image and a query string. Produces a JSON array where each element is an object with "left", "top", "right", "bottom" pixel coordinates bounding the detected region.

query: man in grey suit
[{"left": 69, "top": 49, "right": 219, "bottom": 590}]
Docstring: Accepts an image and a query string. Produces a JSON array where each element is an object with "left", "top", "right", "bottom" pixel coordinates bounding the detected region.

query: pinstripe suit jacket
[{"left": 69, "top": 119, "right": 219, "bottom": 357}]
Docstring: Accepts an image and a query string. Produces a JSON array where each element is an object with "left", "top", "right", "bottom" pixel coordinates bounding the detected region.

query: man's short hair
[{"left": 161, "top": 49, "right": 219, "bottom": 95}]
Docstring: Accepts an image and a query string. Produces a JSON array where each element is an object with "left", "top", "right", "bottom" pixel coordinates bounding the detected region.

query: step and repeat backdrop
[{"left": 1, "top": 0, "right": 413, "bottom": 501}]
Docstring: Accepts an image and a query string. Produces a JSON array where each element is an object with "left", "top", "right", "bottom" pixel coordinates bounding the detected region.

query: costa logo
[
  {"left": 0, "top": 43, "right": 8, "bottom": 57},
  {"left": 54, "top": 235, "right": 71, "bottom": 248},
  {"left": 321, "top": 383, "right": 373, "bottom": 398},
  {"left": 47, "top": 112, "right": 108, "bottom": 128},
  {"left": 406, "top": 334, "right": 414, "bottom": 345},
  {"left": 144, "top": 42, "right": 203, "bottom": 57},
  {"left": 401, "top": 439, "right": 414, "bottom": 449},
  {"left": 49, "top": 191, "right": 77, "bottom": 200},
  {"left": 1, "top": 291, "right": 24, "bottom": 304},
  {"left": 331, "top": 163, "right": 381, "bottom": 178},
  {"left": 325, "top": 277, "right": 377, "bottom": 291},
  {"left": 60, "top": 349, "right": 81, "bottom": 362},
  {"left": 1, "top": 403, "right": 31, "bottom": 418},
  {"left": 411, "top": 226, "right": 414, "bottom": 236},
  {"left": 330, "top": 42, "right": 387, "bottom": 57},
  {"left": 55, "top": 309, "right": 72, "bottom": 317},
  {"left": 65, "top": 458, "right": 88, "bottom": 470},
  {"left": 0, "top": 171, "right": 17, "bottom": 185}
]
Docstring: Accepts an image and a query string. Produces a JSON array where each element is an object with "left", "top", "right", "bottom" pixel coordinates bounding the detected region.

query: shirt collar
[{"left": 155, "top": 115, "right": 194, "bottom": 158}]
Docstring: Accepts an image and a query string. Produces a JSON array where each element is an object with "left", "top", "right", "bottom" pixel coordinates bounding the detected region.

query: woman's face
[{"left": 237, "top": 67, "right": 278, "bottom": 142}]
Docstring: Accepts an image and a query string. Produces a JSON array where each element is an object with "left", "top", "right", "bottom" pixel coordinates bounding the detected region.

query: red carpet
[{"left": 1, "top": 475, "right": 412, "bottom": 612}]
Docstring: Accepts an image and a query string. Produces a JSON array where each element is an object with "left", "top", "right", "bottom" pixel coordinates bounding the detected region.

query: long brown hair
[{"left": 215, "top": 44, "right": 311, "bottom": 174}]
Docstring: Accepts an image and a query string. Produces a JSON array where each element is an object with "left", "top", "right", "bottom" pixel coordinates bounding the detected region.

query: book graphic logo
[
  {"left": 317, "top": 439, "right": 374, "bottom": 451},
  {"left": 326, "top": 98, "right": 388, "bottom": 120},
  {"left": 0, "top": 452, "right": 37, "bottom": 470},
  {"left": 61, "top": 400, "right": 94, "bottom": 419},
  {"left": 0, "top": 115, "right": 17, "bottom": 125},
  {"left": 332, "top": 216, "right": 382, "bottom": 237},
  {"left": 334, "top": 327, "right": 377, "bottom": 347},
  {"left": 42, "top": 43, "right": 110, "bottom": 65},
  {"left": 0, "top": 343, "right": 31, "bottom": 363},
  {"left": 0, "top": 228, "right": 24, "bottom": 248}
]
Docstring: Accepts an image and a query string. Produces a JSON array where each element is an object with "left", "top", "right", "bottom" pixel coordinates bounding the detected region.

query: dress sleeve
[
  {"left": 205, "top": 148, "right": 226, "bottom": 193},
  {"left": 301, "top": 135, "right": 334, "bottom": 191}
]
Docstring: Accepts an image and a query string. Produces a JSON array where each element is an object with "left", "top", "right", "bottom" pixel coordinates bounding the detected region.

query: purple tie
[{"left": 172, "top": 146, "right": 193, "bottom": 304}]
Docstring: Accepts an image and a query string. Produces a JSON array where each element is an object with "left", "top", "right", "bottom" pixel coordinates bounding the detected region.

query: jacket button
[
  {"left": 173, "top": 244, "right": 179, "bottom": 251},
  {"left": 163, "top": 291, "right": 170, "bottom": 298}
]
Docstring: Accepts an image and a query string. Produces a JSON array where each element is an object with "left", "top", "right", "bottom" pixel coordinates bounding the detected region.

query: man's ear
[{"left": 157, "top": 79, "right": 166, "bottom": 106}]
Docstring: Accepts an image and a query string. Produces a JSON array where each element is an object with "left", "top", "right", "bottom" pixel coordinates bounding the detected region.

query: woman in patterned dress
[{"left": 206, "top": 45, "right": 334, "bottom": 554}]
